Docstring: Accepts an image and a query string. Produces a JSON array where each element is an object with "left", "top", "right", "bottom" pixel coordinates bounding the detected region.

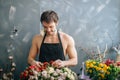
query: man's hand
[
  {"left": 31, "top": 60, "right": 43, "bottom": 71},
  {"left": 52, "top": 59, "right": 65, "bottom": 68}
]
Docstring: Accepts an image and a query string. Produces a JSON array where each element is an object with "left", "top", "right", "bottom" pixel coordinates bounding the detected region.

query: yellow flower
[
  {"left": 100, "top": 74, "right": 105, "bottom": 78},
  {"left": 89, "top": 70, "right": 92, "bottom": 73},
  {"left": 103, "top": 67, "right": 107, "bottom": 72},
  {"left": 106, "top": 71, "right": 110, "bottom": 75},
  {"left": 99, "top": 63, "right": 104, "bottom": 67},
  {"left": 89, "top": 64, "right": 94, "bottom": 68},
  {"left": 92, "top": 61, "right": 96, "bottom": 64},
  {"left": 96, "top": 67, "right": 101, "bottom": 71}
]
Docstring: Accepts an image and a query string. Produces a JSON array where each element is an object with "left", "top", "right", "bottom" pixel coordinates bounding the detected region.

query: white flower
[
  {"left": 47, "top": 74, "right": 50, "bottom": 78},
  {"left": 29, "top": 76, "right": 38, "bottom": 80},
  {"left": 8, "top": 56, "right": 13, "bottom": 60},
  {"left": 53, "top": 71, "right": 58, "bottom": 76},
  {"left": 29, "top": 70, "right": 39, "bottom": 80},
  {"left": 58, "top": 76, "right": 64, "bottom": 80},
  {"left": 50, "top": 76, "right": 54, "bottom": 80},
  {"left": 58, "top": 73, "right": 66, "bottom": 80},
  {"left": 64, "top": 67, "right": 71, "bottom": 73},
  {"left": 37, "top": 72, "right": 41, "bottom": 76},
  {"left": 12, "top": 62, "right": 16, "bottom": 67},
  {"left": 56, "top": 68, "right": 61, "bottom": 73},
  {"left": 63, "top": 72, "right": 67, "bottom": 76},
  {"left": 62, "top": 72, "right": 67, "bottom": 78},
  {"left": 48, "top": 67, "right": 54, "bottom": 74},
  {"left": 28, "top": 76, "right": 34, "bottom": 80},
  {"left": 3, "top": 73, "right": 8, "bottom": 80},
  {"left": 41, "top": 70, "right": 47, "bottom": 78},
  {"left": 33, "top": 70, "right": 38, "bottom": 76},
  {"left": 68, "top": 74, "right": 75, "bottom": 80}
]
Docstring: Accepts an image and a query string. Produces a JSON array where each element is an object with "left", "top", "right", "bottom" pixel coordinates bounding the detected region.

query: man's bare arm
[
  {"left": 64, "top": 36, "right": 78, "bottom": 66},
  {"left": 28, "top": 36, "right": 38, "bottom": 65}
]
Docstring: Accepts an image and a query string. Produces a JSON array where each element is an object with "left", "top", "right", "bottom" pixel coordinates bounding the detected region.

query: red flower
[
  {"left": 43, "top": 62, "right": 49, "bottom": 67},
  {"left": 20, "top": 71, "right": 29, "bottom": 79},
  {"left": 29, "top": 65, "right": 36, "bottom": 69},
  {"left": 49, "top": 60, "right": 54, "bottom": 64},
  {"left": 104, "top": 58, "right": 114, "bottom": 66},
  {"left": 117, "top": 62, "right": 120, "bottom": 66}
]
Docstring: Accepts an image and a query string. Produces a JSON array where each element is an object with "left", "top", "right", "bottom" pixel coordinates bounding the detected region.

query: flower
[
  {"left": 85, "top": 59, "right": 120, "bottom": 80},
  {"left": 20, "top": 61, "right": 77, "bottom": 80},
  {"left": 0, "top": 56, "right": 16, "bottom": 80}
]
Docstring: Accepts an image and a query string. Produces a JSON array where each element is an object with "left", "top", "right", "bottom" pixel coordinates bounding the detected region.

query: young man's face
[{"left": 42, "top": 21, "right": 58, "bottom": 36}]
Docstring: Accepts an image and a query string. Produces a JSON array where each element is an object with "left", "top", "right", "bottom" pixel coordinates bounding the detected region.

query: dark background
[{"left": 0, "top": 0, "right": 120, "bottom": 79}]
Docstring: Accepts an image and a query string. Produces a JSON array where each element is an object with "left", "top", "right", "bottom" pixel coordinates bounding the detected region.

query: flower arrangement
[
  {"left": 85, "top": 59, "right": 120, "bottom": 80},
  {"left": 20, "top": 61, "right": 77, "bottom": 80},
  {"left": 0, "top": 56, "right": 16, "bottom": 80}
]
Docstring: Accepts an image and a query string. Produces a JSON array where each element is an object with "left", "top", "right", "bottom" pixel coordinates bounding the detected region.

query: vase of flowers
[{"left": 20, "top": 61, "right": 78, "bottom": 80}]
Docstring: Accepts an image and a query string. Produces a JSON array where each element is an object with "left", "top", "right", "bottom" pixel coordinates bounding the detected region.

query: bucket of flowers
[
  {"left": 20, "top": 61, "right": 78, "bottom": 80},
  {"left": 85, "top": 59, "right": 120, "bottom": 80}
]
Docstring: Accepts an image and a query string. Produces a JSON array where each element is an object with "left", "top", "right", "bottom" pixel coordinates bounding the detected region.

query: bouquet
[
  {"left": 85, "top": 59, "right": 120, "bottom": 80},
  {"left": 20, "top": 61, "right": 77, "bottom": 80}
]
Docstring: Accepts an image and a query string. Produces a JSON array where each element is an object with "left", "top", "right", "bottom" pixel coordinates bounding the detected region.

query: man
[{"left": 28, "top": 10, "right": 77, "bottom": 68}]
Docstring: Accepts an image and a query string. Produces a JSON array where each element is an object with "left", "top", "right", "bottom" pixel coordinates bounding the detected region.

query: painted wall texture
[{"left": 0, "top": 0, "right": 120, "bottom": 79}]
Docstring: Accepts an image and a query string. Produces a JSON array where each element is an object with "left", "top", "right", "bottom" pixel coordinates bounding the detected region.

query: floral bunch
[
  {"left": 85, "top": 59, "right": 120, "bottom": 80},
  {"left": 104, "top": 59, "right": 120, "bottom": 80},
  {"left": 0, "top": 56, "right": 16, "bottom": 80},
  {"left": 20, "top": 61, "right": 77, "bottom": 80}
]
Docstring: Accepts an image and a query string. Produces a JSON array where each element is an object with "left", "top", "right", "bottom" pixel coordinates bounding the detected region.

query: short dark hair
[{"left": 40, "top": 10, "right": 59, "bottom": 23}]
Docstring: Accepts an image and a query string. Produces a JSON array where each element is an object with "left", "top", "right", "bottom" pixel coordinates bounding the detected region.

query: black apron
[{"left": 39, "top": 31, "right": 65, "bottom": 62}]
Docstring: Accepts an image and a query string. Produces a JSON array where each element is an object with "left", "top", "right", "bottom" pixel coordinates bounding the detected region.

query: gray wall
[{"left": 0, "top": 0, "right": 120, "bottom": 79}]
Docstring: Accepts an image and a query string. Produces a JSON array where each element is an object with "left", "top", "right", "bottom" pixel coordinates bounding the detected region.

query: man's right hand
[{"left": 31, "top": 60, "right": 43, "bottom": 71}]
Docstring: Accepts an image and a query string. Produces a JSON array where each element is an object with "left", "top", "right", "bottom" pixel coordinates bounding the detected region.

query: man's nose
[{"left": 46, "top": 28, "right": 50, "bottom": 32}]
